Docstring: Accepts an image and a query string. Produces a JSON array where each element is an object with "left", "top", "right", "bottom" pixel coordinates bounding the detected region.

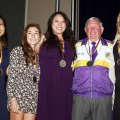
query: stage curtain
[{"left": 79, "top": 0, "right": 120, "bottom": 40}]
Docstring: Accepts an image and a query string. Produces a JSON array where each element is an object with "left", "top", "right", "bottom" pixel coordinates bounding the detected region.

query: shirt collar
[{"left": 88, "top": 39, "right": 99, "bottom": 45}]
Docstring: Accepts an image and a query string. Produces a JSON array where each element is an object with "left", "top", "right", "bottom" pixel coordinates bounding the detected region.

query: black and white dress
[{"left": 7, "top": 46, "right": 40, "bottom": 114}]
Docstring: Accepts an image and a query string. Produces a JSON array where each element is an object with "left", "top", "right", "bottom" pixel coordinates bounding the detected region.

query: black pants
[{"left": 113, "top": 93, "right": 120, "bottom": 120}]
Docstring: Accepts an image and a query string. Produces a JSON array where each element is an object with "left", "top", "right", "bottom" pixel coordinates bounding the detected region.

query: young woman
[
  {"left": 113, "top": 13, "right": 120, "bottom": 120},
  {"left": 7, "top": 23, "right": 41, "bottom": 120},
  {"left": 0, "top": 15, "right": 9, "bottom": 120},
  {"left": 36, "top": 11, "right": 76, "bottom": 120}
]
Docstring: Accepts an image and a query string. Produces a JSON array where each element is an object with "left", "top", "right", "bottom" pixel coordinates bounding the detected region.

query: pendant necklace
[
  {"left": 86, "top": 40, "right": 100, "bottom": 66},
  {"left": 59, "top": 41, "right": 66, "bottom": 68}
]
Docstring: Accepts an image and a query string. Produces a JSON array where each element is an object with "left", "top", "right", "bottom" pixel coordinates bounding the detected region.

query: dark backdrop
[
  {"left": 0, "top": 0, "right": 25, "bottom": 51},
  {"left": 79, "top": 0, "right": 120, "bottom": 40}
]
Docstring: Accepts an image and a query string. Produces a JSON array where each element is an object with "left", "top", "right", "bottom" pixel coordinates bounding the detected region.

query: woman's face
[
  {"left": 52, "top": 14, "right": 66, "bottom": 38},
  {"left": 0, "top": 18, "right": 5, "bottom": 37},
  {"left": 27, "top": 27, "right": 40, "bottom": 49}
]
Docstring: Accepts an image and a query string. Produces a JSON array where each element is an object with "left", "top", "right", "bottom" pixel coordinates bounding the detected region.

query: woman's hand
[
  {"left": 35, "top": 34, "right": 46, "bottom": 54},
  {"left": 10, "top": 97, "right": 19, "bottom": 113}
]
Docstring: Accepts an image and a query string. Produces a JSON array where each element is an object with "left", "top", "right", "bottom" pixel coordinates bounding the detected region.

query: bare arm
[{"left": 6, "top": 65, "right": 9, "bottom": 76}]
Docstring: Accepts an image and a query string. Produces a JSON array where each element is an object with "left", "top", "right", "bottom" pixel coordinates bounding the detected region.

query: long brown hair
[{"left": 20, "top": 23, "right": 41, "bottom": 66}]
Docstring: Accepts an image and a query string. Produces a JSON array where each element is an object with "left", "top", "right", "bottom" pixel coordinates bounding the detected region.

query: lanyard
[
  {"left": 33, "top": 55, "right": 37, "bottom": 83},
  {"left": 60, "top": 41, "right": 65, "bottom": 59},
  {"left": 85, "top": 39, "right": 100, "bottom": 59}
]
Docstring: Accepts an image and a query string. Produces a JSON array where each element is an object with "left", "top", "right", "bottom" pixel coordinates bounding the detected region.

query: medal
[
  {"left": 59, "top": 59, "right": 66, "bottom": 67},
  {"left": 117, "top": 59, "right": 120, "bottom": 66},
  {"left": 59, "top": 40, "right": 66, "bottom": 68},
  {"left": 33, "top": 76, "right": 37, "bottom": 83},
  {"left": 0, "top": 68, "right": 3, "bottom": 76},
  {"left": 87, "top": 60, "right": 93, "bottom": 66}
]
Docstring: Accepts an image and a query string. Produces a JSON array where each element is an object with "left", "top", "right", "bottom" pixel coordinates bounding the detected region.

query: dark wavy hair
[
  {"left": 44, "top": 11, "right": 76, "bottom": 50},
  {"left": 0, "top": 15, "right": 8, "bottom": 48},
  {"left": 20, "top": 23, "right": 41, "bottom": 66}
]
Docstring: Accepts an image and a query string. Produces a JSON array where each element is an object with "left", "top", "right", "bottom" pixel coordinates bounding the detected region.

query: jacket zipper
[{"left": 90, "top": 66, "right": 93, "bottom": 98}]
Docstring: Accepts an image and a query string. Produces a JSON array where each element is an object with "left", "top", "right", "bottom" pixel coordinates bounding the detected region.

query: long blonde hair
[{"left": 116, "top": 13, "right": 120, "bottom": 52}]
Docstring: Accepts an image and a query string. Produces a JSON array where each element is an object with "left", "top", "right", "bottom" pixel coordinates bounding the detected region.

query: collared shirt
[
  {"left": 88, "top": 39, "right": 99, "bottom": 50},
  {"left": 86, "top": 39, "right": 101, "bottom": 55}
]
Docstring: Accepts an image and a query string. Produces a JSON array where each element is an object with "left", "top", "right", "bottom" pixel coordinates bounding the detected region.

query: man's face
[{"left": 84, "top": 19, "right": 104, "bottom": 42}]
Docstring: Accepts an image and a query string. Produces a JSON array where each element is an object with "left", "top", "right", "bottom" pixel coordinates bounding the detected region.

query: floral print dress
[{"left": 7, "top": 46, "right": 40, "bottom": 114}]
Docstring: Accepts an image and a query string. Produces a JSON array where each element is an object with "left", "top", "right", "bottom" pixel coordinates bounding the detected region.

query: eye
[
  {"left": 53, "top": 20, "right": 58, "bottom": 23},
  {"left": 27, "top": 32, "right": 32, "bottom": 35},
  {"left": 35, "top": 32, "right": 39, "bottom": 34},
  {"left": 62, "top": 20, "right": 65, "bottom": 23},
  {"left": 0, "top": 23, "right": 4, "bottom": 26}
]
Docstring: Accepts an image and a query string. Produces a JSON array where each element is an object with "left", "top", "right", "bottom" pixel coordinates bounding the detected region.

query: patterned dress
[{"left": 7, "top": 46, "right": 40, "bottom": 114}]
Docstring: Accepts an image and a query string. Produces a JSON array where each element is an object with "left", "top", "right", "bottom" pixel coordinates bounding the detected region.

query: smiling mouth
[{"left": 57, "top": 27, "right": 63, "bottom": 30}]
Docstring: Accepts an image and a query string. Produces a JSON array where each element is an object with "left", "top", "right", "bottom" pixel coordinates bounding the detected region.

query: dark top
[
  {"left": 0, "top": 48, "right": 9, "bottom": 120},
  {"left": 36, "top": 42, "right": 75, "bottom": 120},
  {"left": 113, "top": 42, "right": 120, "bottom": 120},
  {"left": 113, "top": 43, "right": 120, "bottom": 92}
]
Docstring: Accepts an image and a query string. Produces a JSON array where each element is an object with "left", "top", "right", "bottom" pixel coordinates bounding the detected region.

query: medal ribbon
[
  {"left": 90, "top": 40, "right": 100, "bottom": 57},
  {"left": 60, "top": 41, "right": 65, "bottom": 59},
  {"left": 33, "top": 55, "right": 37, "bottom": 83},
  {"left": 86, "top": 40, "right": 100, "bottom": 60},
  {"left": 33, "top": 64, "right": 37, "bottom": 75},
  {"left": 59, "top": 41, "right": 67, "bottom": 67},
  {"left": 91, "top": 42, "right": 97, "bottom": 63}
]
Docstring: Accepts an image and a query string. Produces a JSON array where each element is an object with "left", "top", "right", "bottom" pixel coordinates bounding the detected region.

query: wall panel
[
  {"left": 0, "top": 0, "right": 25, "bottom": 50},
  {"left": 26, "top": 0, "right": 71, "bottom": 33}
]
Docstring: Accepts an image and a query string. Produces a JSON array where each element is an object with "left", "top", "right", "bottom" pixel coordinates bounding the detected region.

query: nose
[
  {"left": 32, "top": 34, "right": 35, "bottom": 38},
  {"left": 58, "top": 22, "right": 62, "bottom": 26}
]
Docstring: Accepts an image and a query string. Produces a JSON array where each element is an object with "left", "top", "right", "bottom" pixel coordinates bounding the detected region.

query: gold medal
[
  {"left": 59, "top": 59, "right": 66, "bottom": 67},
  {"left": 87, "top": 60, "right": 93, "bottom": 66}
]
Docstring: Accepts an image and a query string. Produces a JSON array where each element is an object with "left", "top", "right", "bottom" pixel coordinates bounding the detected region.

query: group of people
[{"left": 0, "top": 11, "right": 120, "bottom": 120}]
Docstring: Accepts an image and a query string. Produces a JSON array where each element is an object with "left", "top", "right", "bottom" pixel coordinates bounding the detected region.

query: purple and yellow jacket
[{"left": 72, "top": 38, "right": 114, "bottom": 98}]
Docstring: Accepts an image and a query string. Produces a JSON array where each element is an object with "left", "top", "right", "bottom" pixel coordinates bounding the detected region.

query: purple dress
[{"left": 36, "top": 42, "right": 75, "bottom": 120}]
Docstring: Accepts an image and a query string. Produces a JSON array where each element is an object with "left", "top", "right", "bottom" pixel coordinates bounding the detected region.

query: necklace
[
  {"left": 59, "top": 41, "right": 66, "bottom": 68},
  {"left": 86, "top": 40, "right": 100, "bottom": 66},
  {"left": 33, "top": 54, "right": 37, "bottom": 83}
]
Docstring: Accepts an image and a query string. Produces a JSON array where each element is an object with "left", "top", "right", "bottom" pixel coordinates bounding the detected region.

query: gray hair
[{"left": 85, "top": 17, "right": 103, "bottom": 28}]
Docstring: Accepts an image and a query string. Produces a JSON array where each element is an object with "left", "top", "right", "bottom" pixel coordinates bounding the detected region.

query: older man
[{"left": 72, "top": 17, "right": 115, "bottom": 120}]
